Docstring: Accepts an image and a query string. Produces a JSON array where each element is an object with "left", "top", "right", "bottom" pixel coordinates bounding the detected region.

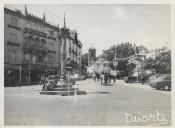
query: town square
[{"left": 3, "top": 3, "right": 172, "bottom": 126}]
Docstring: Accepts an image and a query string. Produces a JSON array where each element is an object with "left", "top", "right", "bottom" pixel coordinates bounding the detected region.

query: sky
[{"left": 5, "top": 4, "right": 171, "bottom": 56}]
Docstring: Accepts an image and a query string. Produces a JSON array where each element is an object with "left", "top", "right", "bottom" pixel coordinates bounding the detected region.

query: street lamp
[
  {"left": 19, "top": 65, "right": 22, "bottom": 88},
  {"left": 28, "top": 63, "right": 31, "bottom": 84}
]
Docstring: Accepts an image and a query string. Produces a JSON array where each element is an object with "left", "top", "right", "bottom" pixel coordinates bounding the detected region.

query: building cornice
[{"left": 4, "top": 7, "right": 59, "bottom": 31}]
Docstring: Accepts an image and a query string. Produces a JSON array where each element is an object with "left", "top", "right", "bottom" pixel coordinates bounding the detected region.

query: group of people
[
  {"left": 40, "top": 75, "right": 66, "bottom": 91},
  {"left": 92, "top": 71, "right": 117, "bottom": 86}
]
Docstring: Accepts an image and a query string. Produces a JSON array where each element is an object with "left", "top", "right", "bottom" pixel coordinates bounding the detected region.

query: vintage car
[
  {"left": 149, "top": 74, "right": 171, "bottom": 91},
  {"left": 145, "top": 74, "right": 164, "bottom": 85}
]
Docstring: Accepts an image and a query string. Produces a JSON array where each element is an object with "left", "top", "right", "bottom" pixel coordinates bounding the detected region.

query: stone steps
[
  {"left": 48, "top": 87, "right": 77, "bottom": 91},
  {"left": 39, "top": 90, "right": 87, "bottom": 96}
]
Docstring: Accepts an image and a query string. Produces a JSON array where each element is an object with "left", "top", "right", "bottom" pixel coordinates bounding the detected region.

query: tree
[
  {"left": 126, "top": 63, "right": 136, "bottom": 76},
  {"left": 102, "top": 42, "right": 135, "bottom": 61},
  {"left": 101, "top": 42, "right": 136, "bottom": 76},
  {"left": 143, "top": 50, "right": 171, "bottom": 74}
]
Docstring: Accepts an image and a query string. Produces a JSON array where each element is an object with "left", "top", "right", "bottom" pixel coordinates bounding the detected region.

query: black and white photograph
[{"left": 1, "top": 0, "right": 175, "bottom": 127}]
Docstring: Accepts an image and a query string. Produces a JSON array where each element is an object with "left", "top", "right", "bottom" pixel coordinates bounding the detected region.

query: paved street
[{"left": 4, "top": 79, "right": 171, "bottom": 126}]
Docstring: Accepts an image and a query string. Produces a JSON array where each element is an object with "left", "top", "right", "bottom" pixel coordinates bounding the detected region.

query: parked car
[
  {"left": 149, "top": 74, "right": 171, "bottom": 90},
  {"left": 145, "top": 74, "right": 164, "bottom": 84}
]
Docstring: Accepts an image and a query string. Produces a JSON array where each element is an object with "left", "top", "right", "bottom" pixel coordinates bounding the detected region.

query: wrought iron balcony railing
[{"left": 23, "top": 43, "right": 48, "bottom": 53}]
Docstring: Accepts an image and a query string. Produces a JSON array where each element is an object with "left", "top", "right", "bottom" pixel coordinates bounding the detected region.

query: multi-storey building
[
  {"left": 4, "top": 6, "right": 82, "bottom": 86},
  {"left": 59, "top": 20, "right": 82, "bottom": 75}
]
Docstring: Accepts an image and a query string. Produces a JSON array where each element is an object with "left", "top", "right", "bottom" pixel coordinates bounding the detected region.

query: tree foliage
[
  {"left": 143, "top": 51, "right": 171, "bottom": 74},
  {"left": 102, "top": 42, "right": 135, "bottom": 61},
  {"left": 101, "top": 42, "right": 137, "bottom": 76}
]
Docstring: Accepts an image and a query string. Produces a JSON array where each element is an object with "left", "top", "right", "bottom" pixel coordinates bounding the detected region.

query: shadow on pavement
[{"left": 87, "top": 91, "right": 111, "bottom": 94}]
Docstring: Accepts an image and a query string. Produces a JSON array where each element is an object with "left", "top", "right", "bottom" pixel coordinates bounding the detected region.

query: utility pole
[
  {"left": 115, "top": 48, "right": 116, "bottom": 72},
  {"left": 19, "top": 65, "right": 21, "bottom": 88},
  {"left": 113, "top": 47, "right": 118, "bottom": 72},
  {"left": 28, "top": 64, "right": 31, "bottom": 84}
]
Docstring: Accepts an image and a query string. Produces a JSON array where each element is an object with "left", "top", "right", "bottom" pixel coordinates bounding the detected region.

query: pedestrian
[
  {"left": 40, "top": 75, "right": 45, "bottom": 85},
  {"left": 100, "top": 73, "right": 104, "bottom": 85},
  {"left": 96, "top": 73, "right": 100, "bottom": 82},
  {"left": 104, "top": 73, "right": 109, "bottom": 86},
  {"left": 109, "top": 73, "right": 113, "bottom": 86},
  {"left": 92, "top": 72, "right": 96, "bottom": 82}
]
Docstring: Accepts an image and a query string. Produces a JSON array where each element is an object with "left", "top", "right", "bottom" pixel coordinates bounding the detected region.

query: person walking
[
  {"left": 104, "top": 73, "right": 109, "bottom": 86},
  {"left": 100, "top": 73, "right": 104, "bottom": 85},
  {"left": 96, "top": 73, "right": 100, "bottom": 82},
  {"left": 113, "top": 71, "right": 117, "bottom": 84}
]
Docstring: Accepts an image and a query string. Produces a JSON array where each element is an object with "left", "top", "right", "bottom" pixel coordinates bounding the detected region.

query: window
[
  {"left": 8, "top": 50, "right": 16, "bottom": 63},
  {"left": 39, "top": 26, "right": 44, "bottom": 32},
  {"left": 38, "top": 56, "right": 43, "bottom": 63},
  {"left": 9, "top": 33, "right": 17, "bottom": 42},
  {"left": 24, "top": 53, "right": 30, "bottom": 61},
  {"left": 49, "top": 42, "right": 54, "bottom": 51},
  {"left": 26, "top": 22, "right": 30, "bottom": 28},
  {"left": 28, "top": 36, "right": 33, "bottom": 45},
  {"left": 41, "top": 39, "right": 46, "bottom": 47},
  {"left": 33, "top": 24, "right": 38, "bottom": 30},
  {"left": 34, "top": 38, "right": 40, "bottom": 47},
  {"left": 48, "top": 54, "right": 55, "bottom": 65},
  {"left": 11, "top": 17, "right": 17, "bottom": 26},
  {"left": 31, "top": 55, "right": 36, "bottom": 63},
  {"left": 49, "top": 30, "right": 54, "bottom": 37}
]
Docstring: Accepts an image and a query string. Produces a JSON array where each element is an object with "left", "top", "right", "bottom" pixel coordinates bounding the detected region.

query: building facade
[
  {"left": 88, "top": 47, "right": 96, "bottom": 66},
  {"left": 59, "top": 24, "right": 82, "bottom": 76},
  {"left": 66, "top": 30, "right": 82, "bottom": 74},
  {"left": 4, "top": 6, "right": 82, "bottom": 86}
]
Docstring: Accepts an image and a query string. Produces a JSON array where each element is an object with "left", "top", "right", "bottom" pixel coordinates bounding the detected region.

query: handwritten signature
[{"left": 125, "top": 110, "right": 168, "bottom": 125}]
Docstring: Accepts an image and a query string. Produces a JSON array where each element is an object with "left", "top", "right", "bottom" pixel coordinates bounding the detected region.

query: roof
[{"left": 4, "top": 7, "right": 59, "bottom": 31}]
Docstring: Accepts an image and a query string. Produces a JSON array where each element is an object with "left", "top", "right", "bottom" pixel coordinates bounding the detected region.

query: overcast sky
[{"left": 5, "top": 4, "right": 171, "bottom": 56}]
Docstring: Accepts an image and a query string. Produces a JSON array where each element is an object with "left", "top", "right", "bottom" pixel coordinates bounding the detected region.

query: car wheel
[{"left": 164, "top": 85, "right": 169, "bottom": 91}]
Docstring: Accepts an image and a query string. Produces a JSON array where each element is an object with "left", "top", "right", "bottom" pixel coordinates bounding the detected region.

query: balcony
[
  {"left": 22, "top": 60, "right": 47, "bottom": 68},
  {"left": 7, "top": 41, "right": 20, "bottom": 47},
  {"left": 8, "top": 24, "right": 21, "bottom": 31},
  {"left": 24, "top": 27, "right": 47, "bottom": 38},
  {"left": 48, "top": 36, "right": 56, "bottom": 41},
  {"left": 23, "top": 43, "right": 48, "bottom": 54},
  {"left": 36, "top": 46, "right": 48, "bottom": 53}
]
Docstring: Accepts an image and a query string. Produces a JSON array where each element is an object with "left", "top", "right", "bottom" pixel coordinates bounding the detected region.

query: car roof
[{"left": 157, "top": 74, "right": 171, "bottom": 77}]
